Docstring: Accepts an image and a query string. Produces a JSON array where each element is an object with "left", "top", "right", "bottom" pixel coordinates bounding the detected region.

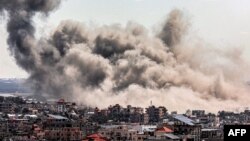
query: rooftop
[
  {"left": 47, "top": 114, "right": 68, "bottom": 120},
  {"left": 173, "top": 114, "right": 195, "bottom": 126},
  {"left": 164, "top": 133, "right": 180, "bottom": 139}
]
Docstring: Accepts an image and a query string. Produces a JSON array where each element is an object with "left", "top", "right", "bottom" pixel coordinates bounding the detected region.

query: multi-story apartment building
[{"left": 43, "top": 114, "right": 82, "bottom": 141}]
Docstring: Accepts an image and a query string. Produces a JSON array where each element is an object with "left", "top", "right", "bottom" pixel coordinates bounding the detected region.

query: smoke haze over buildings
[{"left": 1, "top": 0, "right": 250, "bottom": 112}]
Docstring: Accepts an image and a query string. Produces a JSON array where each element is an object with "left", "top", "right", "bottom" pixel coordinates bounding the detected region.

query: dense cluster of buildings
[{"left": 0, "top": 95, "right": 248, "bottom": 141}]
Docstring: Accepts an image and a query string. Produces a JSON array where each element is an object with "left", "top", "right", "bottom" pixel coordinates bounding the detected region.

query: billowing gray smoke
[
  {"left": 158, "top": 9, "right": 188, "bottom": 47},
  {"left": 1, "top": 0, "right": 250, "bottom": 112},
  {"left": 0, "top": 0, "right": 61, "bottom": 71}
]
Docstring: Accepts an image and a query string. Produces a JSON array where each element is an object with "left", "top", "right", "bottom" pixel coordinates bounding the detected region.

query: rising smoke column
[
  {"left": 0, "top": 0, "right": 61, "bottom": 71},
  {"left": 0, "top": 0, "right": 62, "bottom": 97},
  {"left": 158, "top": 9, "right": 188, "bottom": 48},
  {"left": 1, "top": 1, "right": 250, "bottom": 112}
]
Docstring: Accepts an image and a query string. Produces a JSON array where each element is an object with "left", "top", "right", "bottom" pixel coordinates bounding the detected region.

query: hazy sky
[{"left": 1, "top": 0, "right": 250, "bottom": 78}]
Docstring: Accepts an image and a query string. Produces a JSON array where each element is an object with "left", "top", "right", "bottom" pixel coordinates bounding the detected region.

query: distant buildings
[{"left": 0, "top": 95, "right": 243, "bottom": 141}]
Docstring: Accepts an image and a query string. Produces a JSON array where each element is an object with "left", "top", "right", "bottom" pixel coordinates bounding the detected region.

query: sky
[{"left": 1, "top": 0, "right": 250, "bottom": 78}]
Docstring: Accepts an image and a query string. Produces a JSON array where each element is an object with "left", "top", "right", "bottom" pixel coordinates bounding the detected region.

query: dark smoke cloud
[
  {"left": 158, "top": 9, "right": 188, "bottom": 47},
  {"left": 1, "top": 1, "right": 250, "bottom": 112},
  {"left": 0, "top": 0, "right": 61, "bottom": 72}
]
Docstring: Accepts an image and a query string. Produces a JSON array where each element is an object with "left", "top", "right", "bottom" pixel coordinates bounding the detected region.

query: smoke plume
[{"left": 1, "top": 0, "right": 250, "bottom": 112}]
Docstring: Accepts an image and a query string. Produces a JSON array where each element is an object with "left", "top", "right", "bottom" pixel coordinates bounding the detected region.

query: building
[
  {"left": 99, "top": 125, "right": 138, "bottom": 141},
  {"left": 146, "top": 106, "right": 167, "bottom": 123},
  {"left": 171, "top": 114, "right": 201, "bottom": 141},
  {"left": 57, "top": 99, "right": 66, "bottom": 113},
  {"left": 0, "top": 102, "right": 14, "bottom": 113},
  {"left": 44, "top": 114, "right": 82, "bottom": 141},
  {"left": 201, "top": 128, "right": 223, "bottom": 141},
  {"left": 192, "top": 110, "right": 205, "bottom": 117}
]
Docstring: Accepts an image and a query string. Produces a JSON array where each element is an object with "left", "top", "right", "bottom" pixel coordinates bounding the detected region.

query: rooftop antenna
[{"left": 150, "top": 100, "right": 152, "bottom": 106}]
